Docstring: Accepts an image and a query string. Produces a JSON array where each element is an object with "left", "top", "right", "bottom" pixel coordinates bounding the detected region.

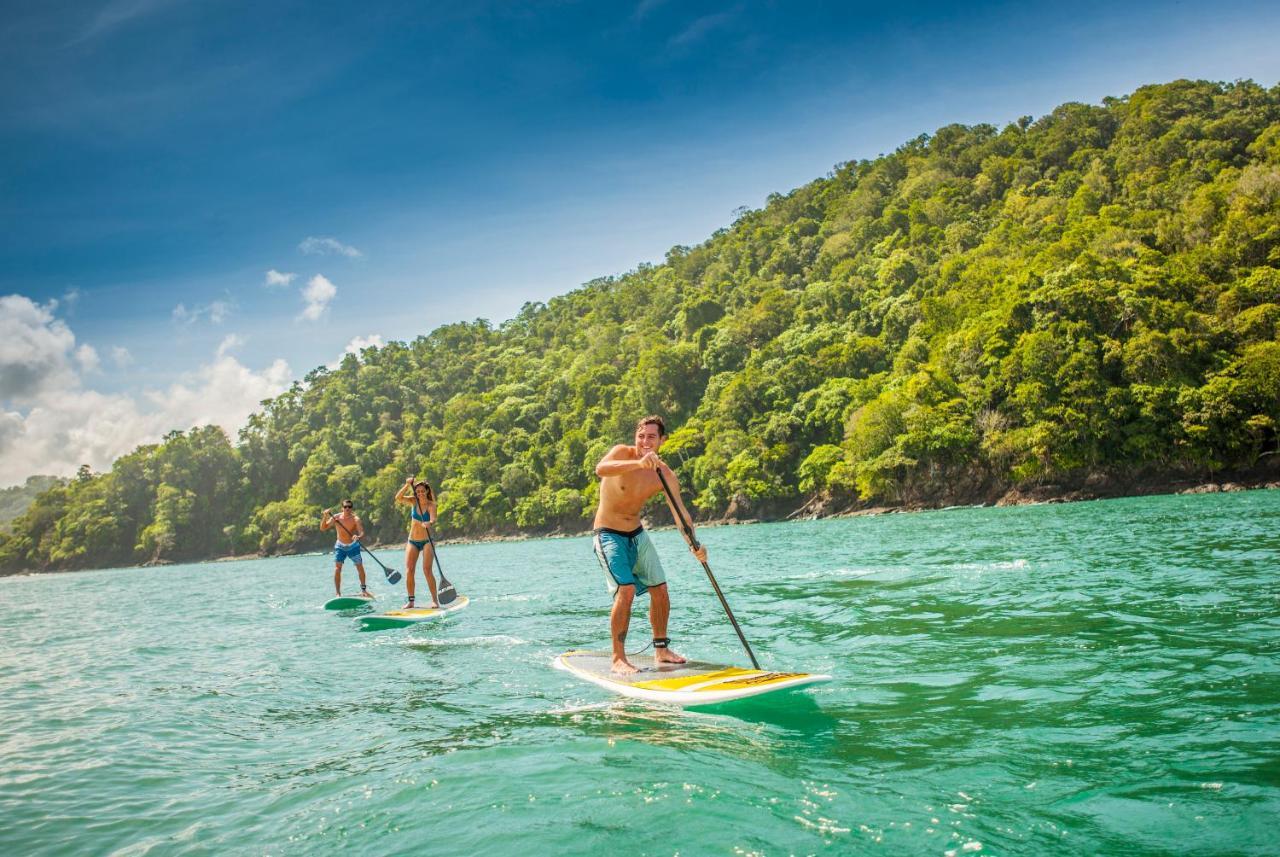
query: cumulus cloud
[
  {"left": 173, "top": 299, "right": 232, "bottom": 325},
  {"left": 264, "top": 269, "right": 296, "bottom": 288},
  {"left": 300, "top": 274, "right": 336, "bottom": 321},
  {"left": 111, "top": 346, "right": 134, "bottom": 368},
  {"left": 0, "top": 295, "right": 81, "bottom": 401},
  {"left": 0, "top": 294, "right": 292, "bottom": 487},
  {"left": 299, "top": 236, "right": 363, "bottom": 258}
]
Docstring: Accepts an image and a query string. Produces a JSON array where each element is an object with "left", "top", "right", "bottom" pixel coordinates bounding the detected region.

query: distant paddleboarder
[
  {"left": 321, "top": 500, "right": 369, "bottom": 597},
  {"left": 395, "top": 477, "right": 440, "bottom": 610},
  {"left": 593, "top": 415, "right": 707, "bottom": 675}
]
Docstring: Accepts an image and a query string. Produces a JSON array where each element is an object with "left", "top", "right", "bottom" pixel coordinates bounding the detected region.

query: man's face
[{"left": 634, "top": 424, "right": 663, "bottom": 454}]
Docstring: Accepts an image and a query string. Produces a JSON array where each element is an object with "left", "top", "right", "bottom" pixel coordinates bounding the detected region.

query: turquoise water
[{"left": 1, "top": 491, "right": 1277, "bottom": 856}]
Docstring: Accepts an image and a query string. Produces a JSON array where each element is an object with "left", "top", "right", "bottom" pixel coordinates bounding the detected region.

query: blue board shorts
[
  {"left": 594, "top": 527, "right": 666, "bottom": 597},
  {"left": 334, "top": 542, "right": 363, "bottom": 566}
]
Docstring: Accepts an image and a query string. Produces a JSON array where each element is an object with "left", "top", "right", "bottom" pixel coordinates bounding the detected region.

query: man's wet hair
[{"left": 635, "top": 415, "right": 667, "bottom": 437}]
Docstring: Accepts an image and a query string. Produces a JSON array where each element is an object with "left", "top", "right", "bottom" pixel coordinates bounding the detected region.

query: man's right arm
[
  {"left": 320, "top": 509, "right": 332, "bottom": 531},
  {"left": 595, "top": 445, "right": 642, "bottom": 477}
]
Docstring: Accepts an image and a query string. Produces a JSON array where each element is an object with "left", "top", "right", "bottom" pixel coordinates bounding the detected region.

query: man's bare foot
[
  {"left": 655, "top": 648, "right": 687, "bottom": 665},
  {"left": 612, "top": 657, "right": 639, "bottom": 675}
]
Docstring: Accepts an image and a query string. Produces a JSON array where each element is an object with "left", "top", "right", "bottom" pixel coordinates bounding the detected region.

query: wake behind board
[
  {"left": 358, "top": 595, "right": 470, "bottom": 630},
  {"left": 324, "top": 594, "right": 377, "bottom": 610},
  {"left": 554, "top": 650, "right": 830, "bottom": 706}
]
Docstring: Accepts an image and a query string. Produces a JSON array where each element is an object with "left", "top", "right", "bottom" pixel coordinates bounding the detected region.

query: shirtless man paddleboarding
[
  {"left": 593, "top": 415, "right": 707, "bottom": 674},
  {"left": 320, "top": 500, "right": 369, "bottom": 598}
]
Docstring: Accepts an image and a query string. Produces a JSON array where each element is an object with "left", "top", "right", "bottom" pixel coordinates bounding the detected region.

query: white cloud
[
  {"left": 173, "top": 299, "right": 233, "bottom": 326},
  {"left": 300, "top": 274, "right": 336, "bottom": 321},
  {"left": 111, "top": 346, "right": 134, "bottom": 368},
  {"left": 264, "top": 269, "right": 296, "bottom": 288},
  {"left": 0, "top": 295, "right": 80, "bottom": 401},
  {"left": 216, "top": 334, "right": 245, "bottom": 357},
  {"left": 299, "top": 236, "right": 363, "bottom": 258},
  {"left": 73, "top": 0, "right": 184, "bottom": 44},
  {"left": 0, "top": 295, "right": 292, "bottom": 487},
  {"left": 330, "top": 334, "right": 384, "bottom": 367},
  {"left": 75, "top": 344, "right": 101, "bottom": 373},
  {"left": 142, "top": 353, "right": 292, "bottom": 436},
  {"left": 669, "top": 12, "right": 735, "bottom": 48}
]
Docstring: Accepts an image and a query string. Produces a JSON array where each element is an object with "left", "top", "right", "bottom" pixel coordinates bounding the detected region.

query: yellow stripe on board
[
  {"left": 695, "top": 672, "right": 809, "bottom": 691},
  {"left": 631, "top": 667, "right": 759, "bottom": 691},
  {"left": 382, "top": 609, "right": 441, "bottom": 618}
]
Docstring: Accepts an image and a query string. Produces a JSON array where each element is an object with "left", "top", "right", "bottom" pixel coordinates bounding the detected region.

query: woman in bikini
[{"left": 395, "top": 477, "right": 439, "bottom": 609}]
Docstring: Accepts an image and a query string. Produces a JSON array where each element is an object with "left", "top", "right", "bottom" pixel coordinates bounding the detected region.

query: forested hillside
[
  {"left": 4, "top": 79, "right": 1278, "bottom": 573},
  {"left": 0, "top": 476, "right": 61, "bottom": 531}
]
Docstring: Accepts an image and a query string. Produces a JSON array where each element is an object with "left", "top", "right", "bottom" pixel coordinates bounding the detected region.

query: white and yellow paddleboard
[
  {"left": 554, "top": 650, "right": 830, "bottom": 706},
  {"left": 324, "top": 593, "right": 377, "bottom": 610},
  {"left": 358, "top": 596, "right": 469, "bottom": 630}
]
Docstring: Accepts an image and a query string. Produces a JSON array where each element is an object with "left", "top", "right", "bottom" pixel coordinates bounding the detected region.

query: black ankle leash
[{"left": 626, "top": 637, "right": 671, "bottom": 657}]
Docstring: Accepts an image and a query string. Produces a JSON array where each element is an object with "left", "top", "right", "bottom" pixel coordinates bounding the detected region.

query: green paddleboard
[
  {"left": 358, "top": 595, "right": 469, "bottom": 630},
  {"left": 324, "top": 594, "right": 377, "bottom": 610}
]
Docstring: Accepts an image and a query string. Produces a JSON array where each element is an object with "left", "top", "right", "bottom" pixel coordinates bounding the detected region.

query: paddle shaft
[
  {"left": 424, "top": 528, "right": 454, "bottom": 591},
  {"left": 655, "top": 468, "right": 760, "bottom": 670}
]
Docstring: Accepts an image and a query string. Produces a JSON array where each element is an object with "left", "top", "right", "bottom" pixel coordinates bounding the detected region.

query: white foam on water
[{"left": 400, "top": 634, "right": 528, "bottom": 648}]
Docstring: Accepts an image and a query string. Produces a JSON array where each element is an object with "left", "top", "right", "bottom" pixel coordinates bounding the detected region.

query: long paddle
[
  {"left": 412, "top": 487, "right": 457, "bottom": 605},
  {"left": 328, "top": 510, "right": 402, "bottom": 585},
  {"left": 655, "top": 467, "right": 760, "bottom": 669}
]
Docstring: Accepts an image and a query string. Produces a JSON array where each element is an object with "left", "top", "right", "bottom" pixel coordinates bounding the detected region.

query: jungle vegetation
[{"left": 3, "top": 79, "right": 1278, "bottom": 572}]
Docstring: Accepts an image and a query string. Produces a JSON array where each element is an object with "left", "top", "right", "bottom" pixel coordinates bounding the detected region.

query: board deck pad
[
  {"left": 324, "top": 594, "right": 377, "bottom": 610},
  {"left": 554, "top": 650, "right": 830, "bottom": 706},
  {"left": 358, "top": 595, "right": 469, "bottom": 630}
]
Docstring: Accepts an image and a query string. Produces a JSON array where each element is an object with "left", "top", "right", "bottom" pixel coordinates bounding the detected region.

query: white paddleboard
[
  {"left": 358, "top": 595, "right": 470, "bottom": 630},
  {"left": 554, "top": 650, "right": 831, "bottom": 706},
  {"left": 324, "top": 593, "right": 377, "bottom": 610}
]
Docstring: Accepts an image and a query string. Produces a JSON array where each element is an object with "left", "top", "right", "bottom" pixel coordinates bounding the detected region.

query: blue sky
[{"left": 1, "top": 0, "right": 1278, "bottom": 485}]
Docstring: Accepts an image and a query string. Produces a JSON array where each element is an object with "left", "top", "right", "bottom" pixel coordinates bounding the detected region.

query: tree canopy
[{"left": 4, "top": 79, "right": 1278, "bottom": 573}]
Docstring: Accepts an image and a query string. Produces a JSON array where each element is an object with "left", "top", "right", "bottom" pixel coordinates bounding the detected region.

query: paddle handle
[{"left": 655, "top": 468, "right": 760, "bottom": 670}]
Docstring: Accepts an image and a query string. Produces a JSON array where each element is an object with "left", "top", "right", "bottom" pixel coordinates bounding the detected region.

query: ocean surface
[{"left": 1, "top": 491, "right": 1277, "bottom": 856}]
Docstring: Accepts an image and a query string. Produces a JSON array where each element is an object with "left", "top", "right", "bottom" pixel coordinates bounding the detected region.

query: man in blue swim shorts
[
  {"left": 320, "top": 499, "right": 369, "bottom": 597},
  {"left": 593, "top": 415, "right": 708, "bottom": 674}
]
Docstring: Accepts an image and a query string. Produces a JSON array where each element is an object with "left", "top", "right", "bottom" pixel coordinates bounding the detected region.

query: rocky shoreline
[{"left": 5, "top": 464, "right": 1278, "bottom": 576}]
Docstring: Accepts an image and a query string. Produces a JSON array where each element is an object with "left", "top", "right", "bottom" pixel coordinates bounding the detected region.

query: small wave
[
  {"left": 790, "top": 567, "right": 887, "bottom": 581},
  {"left": 401, "top": 634, "right": 528, "bottom": 648},
  {"left": 951, "top": 559, "right": 1029, "bottom": 571}
]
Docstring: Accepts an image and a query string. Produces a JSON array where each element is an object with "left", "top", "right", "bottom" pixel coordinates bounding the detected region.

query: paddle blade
[
  {"left": 385, "top": 568, "right": 403, "bottom": 585},
  {"left": 436, "top": 578, "right": 457, "bottom": 605}
]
